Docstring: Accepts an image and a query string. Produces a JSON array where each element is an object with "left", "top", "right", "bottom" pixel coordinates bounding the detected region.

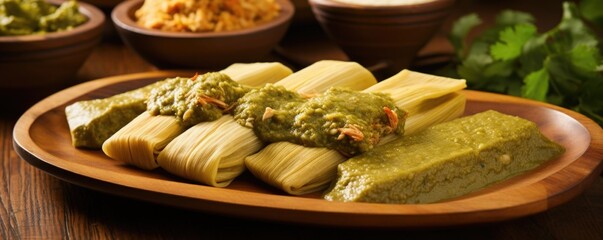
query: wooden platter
[{"left": 13, "top": 71, "right": 603, "bottom": 228}]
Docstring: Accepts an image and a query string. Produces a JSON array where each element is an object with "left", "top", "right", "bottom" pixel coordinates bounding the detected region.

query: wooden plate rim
[{"left": 12, "top": 71, "right": 603, "bottom": 228}]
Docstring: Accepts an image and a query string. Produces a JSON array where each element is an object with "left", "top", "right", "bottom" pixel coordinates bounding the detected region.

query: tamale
[
  {"left": 219, "top": 62, "right": 293, "bottom": 86},
  {"left": 102, "top": 112, "right": 183, "bottom": 170},
  {"left": 324, "top": 110, "right": 565, "bottom": 204},
  {"left": 157, "top": 115, "right": 262, "bottom": 187},
  {"left": 245, "top": 142, "right": 346, "bottom": 195},
  {"left": 157, "top": 60, "right": 377, "bottom": 186}
]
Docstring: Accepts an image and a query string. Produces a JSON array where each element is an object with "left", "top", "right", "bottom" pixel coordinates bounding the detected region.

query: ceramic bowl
[
  {"left": 112, "top": 0, "right": 294, "bottom": 70},
  {"left": 309, "top": 0, "right": 456, "bottom": 76},
  {"left": 0, "top": 0, "right": 105, "bottom": 112}
]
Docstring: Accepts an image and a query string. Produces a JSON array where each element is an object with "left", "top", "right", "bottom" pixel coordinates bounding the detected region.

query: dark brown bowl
[
  {"left": 291, "top": 0, "right": 317, "bottom": 25},
  {"left": 112, "top": 0, "right": 294, "bottom": 70},
  {"left": 0, "top": 0, "right": 105, "bottom": 113},
  {"left": 81, "top": 0, "right": 124, "bottom": 10},
  {"left": 309, "top": 0, "right": 456, "bottom": 76}
]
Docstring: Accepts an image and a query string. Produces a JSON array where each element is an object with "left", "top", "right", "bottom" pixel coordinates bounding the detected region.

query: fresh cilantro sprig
[{"left": 448, "top": 2, "right": 603, "bottom": 126}]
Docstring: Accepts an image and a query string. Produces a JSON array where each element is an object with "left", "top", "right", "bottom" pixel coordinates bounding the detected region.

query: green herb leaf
[
  {"left": 580, "top": 0, "right": 603, "bottom": 29},
  {"left": 457, "top": 53, "right": 491, "bottom": 86},
  {"left": 568, "top": 44, "right": 602, "bottom": 79},
  {"left": 445, "top": 1, "right": 603, "bottom": 126},
  {"left": 548, "top": 2, "right": 598, "bottom": 51},
  {"left": 545, "top": 54, "right": 581, "bottom": 102},
  {"left": 522, "top": 68, "right": 549, "bottom": 101},
  {"left": 578, "top": 78, "right": 603, "bottom": 126},
  {"left": 519, "top": 34, "right": 548, "bottom": 77},
  {"left": 457, "top": 41, "right": 492, "bottom": 84},
  {"left": 490, "top": 24, "right": 537, "bottom": 61},
  {"left": 450, "top": 13, "right": 482, "bottom": 59},
  {"left": 495, "top": 10, "right": 534, "bottom": 26}
]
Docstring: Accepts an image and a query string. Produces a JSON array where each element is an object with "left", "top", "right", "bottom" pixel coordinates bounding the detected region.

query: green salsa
[
  {"left": 147, "top": 72, "right": 249, "bottom": 128},
  {"left": 234, "top": 85, "right": 406, "bottom": 156},
  {"left": 324, "top": 110, "right": 565, "bottom": 204},
  {"left": 0, "top": 0, "right": 87, "bottom": 36}
]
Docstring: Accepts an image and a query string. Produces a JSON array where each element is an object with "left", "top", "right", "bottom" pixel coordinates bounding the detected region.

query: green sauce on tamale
[
  {"left": 235, "top": 85, "right": 406, "bottom": 156},
  {"left": 324, "top": 110, "right": 565, "bottom": 204},
  {"left": 147, "top": 73, "right": 249, "bottom": 128}
]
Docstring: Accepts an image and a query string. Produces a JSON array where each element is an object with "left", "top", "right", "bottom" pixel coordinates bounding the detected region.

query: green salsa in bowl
[
  {"left": 0, "top": 0, "right": 87, "bottom": 36},
  {"left": 0, "top": 0, "right": 104, "bottom": 112}
]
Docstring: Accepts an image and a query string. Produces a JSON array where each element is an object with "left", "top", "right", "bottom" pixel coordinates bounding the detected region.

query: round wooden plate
[{"left": 13, "top": 71, "right": 603, "bottom": 228}]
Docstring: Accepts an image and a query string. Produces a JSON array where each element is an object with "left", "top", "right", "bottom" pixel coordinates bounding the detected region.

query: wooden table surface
[{"left": 3, "top": 1, "right": 603, "bottom": 238}]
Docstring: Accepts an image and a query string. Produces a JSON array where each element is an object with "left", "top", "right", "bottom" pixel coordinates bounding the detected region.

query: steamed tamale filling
[
  {"left": 66, "top": 80, "right": 166, "bottom": 148},
  {"left": 324, "top": 110, "right": 565, "bottom": 204},
  {"left": 234, "top": 85, "right": 406, "bottom": 156}
]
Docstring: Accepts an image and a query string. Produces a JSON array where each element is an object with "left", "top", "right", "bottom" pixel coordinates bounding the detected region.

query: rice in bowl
[{"left": 135, "top": 0, "right": 281, "bottom": 32}]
